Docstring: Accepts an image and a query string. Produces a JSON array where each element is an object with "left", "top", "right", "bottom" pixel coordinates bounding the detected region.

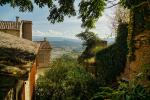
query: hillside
[
  {"left": 32, "top": 36, "right": 82, "bottom": 49},
  {"left": 33, "top": 36, "right": 83, "bottom": 58}
]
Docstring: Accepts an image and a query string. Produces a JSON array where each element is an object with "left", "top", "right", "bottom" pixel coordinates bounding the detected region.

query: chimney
[
  {"left": 16, "top": 16, "right": 19, "bottom": 22},
  {"left": 22, "top": 20, "right": 32, "bottom": 41}
]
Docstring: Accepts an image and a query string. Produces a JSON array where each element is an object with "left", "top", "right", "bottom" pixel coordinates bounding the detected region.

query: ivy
[
  {"left": 95, "top": 23, "right": 128, "bottom": 85},
  {"left": 127, "top": 0, "right": 150, "bottom": 61}
]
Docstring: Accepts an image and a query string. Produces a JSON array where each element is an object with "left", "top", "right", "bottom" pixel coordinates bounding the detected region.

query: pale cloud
[
  {"left": 45, "top": 30, "right": 63, "bottom": 37},
  {"left": 33, "top": 29, "right": 63, "bottom": 37},
  {"left": 32, "top": 30, "right": 44, "bottom": 36}
]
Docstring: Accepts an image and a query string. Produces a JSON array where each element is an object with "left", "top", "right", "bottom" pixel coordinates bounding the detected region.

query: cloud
[
  {"left": 45, "top": 30, "right": 63, "bottom": 37},
  {"left": 33, "top": 29, "right": 63, "bottom": 37},
  {"left": 32, "top": 30, "right": 44, "bottom": 36}
]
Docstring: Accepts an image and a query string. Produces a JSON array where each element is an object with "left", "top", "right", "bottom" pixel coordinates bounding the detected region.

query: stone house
[
  {"left": 35, "top": 38, "right": 52, "bottom": 75},
  {"left": 0, "top": 17, "right": 52, "bottom": 69},
  {"left": 0, "top": 17, "right": 32, "bottom": 40},
  {"left": 0, "top": 17, "right": 52, "bottom": 100},
  {"left": 0, "top": 32, "right": 38, "bottom": 100}
]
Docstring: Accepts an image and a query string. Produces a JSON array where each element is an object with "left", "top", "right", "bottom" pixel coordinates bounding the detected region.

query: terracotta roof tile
[{"left": 35, "top": 41, "right": 52, "bottom": 50}]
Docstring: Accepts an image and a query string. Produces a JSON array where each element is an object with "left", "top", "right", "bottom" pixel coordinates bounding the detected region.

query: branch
[
  {"left": 131, "top": 1, "right": 149, "bottom": 9},
  {"left": 105, "top": 2, "right": 120, "bottom": 9}
]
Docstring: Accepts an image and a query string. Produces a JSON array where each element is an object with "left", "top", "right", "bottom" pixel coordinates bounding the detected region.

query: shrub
[{"left": 35, "top": 55, "right": 96, "bottom": 100}]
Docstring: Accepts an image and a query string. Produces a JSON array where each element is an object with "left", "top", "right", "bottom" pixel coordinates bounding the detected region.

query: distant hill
[
  {"left": 33, "top": 36, "right": 115, "bottom": 58},
  {"left": 32, "top": 36, "right": 115, "bottom": 49},
  {"left": 32, "top": 36, "right": 82, "bottom": 49},
  {"left": 32, "top": 36, "right": 80, "bottom": 42}
]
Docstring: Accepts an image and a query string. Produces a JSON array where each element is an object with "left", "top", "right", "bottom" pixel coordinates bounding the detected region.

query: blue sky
[{"left": 0, "top": 2, "right": 116, "bottom": 39}]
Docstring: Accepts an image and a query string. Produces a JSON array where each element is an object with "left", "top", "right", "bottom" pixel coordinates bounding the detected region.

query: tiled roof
[
  {"left": 35, "top": 41, "right": 52, "bottom": 50},
  {"left": 40, "top": 41, "right": 52, "bottom": 49},
  {"left": 0, "top": 21, "right": 21, "bottom": 30}
]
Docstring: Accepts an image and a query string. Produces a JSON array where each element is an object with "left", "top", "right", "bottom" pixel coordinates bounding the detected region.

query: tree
[
  {"left": 76, "top": 30, "right": 100, "bottom": 48},
  {"left": 76, "top": 30, "right": 102, "bottom": 64},
  {"left": 0, "top": 0, "right": 33, "bottom": 12},
  {"left": 1, "top": 0, "right": 145, "bottom": 29},
  {"left": 35, "top": 55, "right": 96, "bottom": 100}
]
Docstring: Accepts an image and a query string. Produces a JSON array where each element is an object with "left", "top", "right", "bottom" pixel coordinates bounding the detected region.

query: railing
[{"left": 0, "top": 21, "right": 21, "bottom": 30}]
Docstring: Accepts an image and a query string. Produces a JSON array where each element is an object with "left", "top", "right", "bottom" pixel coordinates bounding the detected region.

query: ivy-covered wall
[
  {"left": 127, "top": 1, "right": 150, "bottom": 82},
  {"left": 127, "top": 2, "right": 150, "bottom": 61},
  {"left": 95, "top": 23, "right": 128, "bottom": 85}
]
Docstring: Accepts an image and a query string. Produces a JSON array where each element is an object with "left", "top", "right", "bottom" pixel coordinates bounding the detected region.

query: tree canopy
[
  {"left": 0, "top": 0, "right": 121, "bottom": 29},
  {"left": 0, "top": 0, "right": 147, "bottom": 29}
]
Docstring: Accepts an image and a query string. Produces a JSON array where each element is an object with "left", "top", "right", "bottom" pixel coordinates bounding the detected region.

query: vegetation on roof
[
  {"left": 0, "top": 32, "right": 37, "bottom": 65},
  {"left": 0, "top": 32, "right": 37, "bottom": 54},
  {"left": 0, "top": 64, "right": 28, "bottom": 79}
]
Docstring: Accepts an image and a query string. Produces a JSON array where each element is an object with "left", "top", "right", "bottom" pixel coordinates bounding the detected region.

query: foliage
[
  {"left": 91, "top": 81, "right": 150, "bottom": 100},
  {"left": 76, "top": 30, "right": 103, "bottom": 64},
  {"left": 35, "top": 55, "right": 97, "bottom": 100},
  {"left": 126, "top": 1, "right": 150, "bottom": 61},
  {"left": 96, "top": 23, "right": 128, "bottom": 84},
  {"left": 1, "top": 0, "right": 148, "bottom": 29},
  {"left": 36, "top": 57, "right": 150, "bottom": 100},
  {"left": 0, "top": 0, "right": 33, "bottom": 12},
  {"left": 121, "top": 0, "right": 148, "bottom": 9},
  {"left": 76, "top": 30, "right": 100, "bottom": 48},
  {"left": 78, "top": 0, "right": 105, "bottom": 29},
  {"left": 142, "top": 64, "right": 150, "bottom": 80},
  {"left": 0, "top": 0, "right": 107, "bottom": 29}
]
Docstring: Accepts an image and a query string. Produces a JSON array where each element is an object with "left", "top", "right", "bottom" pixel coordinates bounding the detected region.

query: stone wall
[
  {"left": 129, "top": 31, "right": 150, "bottom": 79},
  {"left": 37, "top": 49, "right": 51, "bottom": 68},
  {"left": 122, "top": 2, "right": 150, "bottom": 85}
]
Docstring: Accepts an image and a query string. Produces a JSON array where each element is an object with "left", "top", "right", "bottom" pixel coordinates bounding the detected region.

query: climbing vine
[
  {"left": 95, "top": 23, "right": 128, "bottom": 85},
  {"left": 127, "top": 0, "right": 150, "bottom": 61}
]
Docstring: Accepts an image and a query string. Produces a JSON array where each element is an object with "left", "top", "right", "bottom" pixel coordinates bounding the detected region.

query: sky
[{"left": 0, "top": 2, "right": 116, "bottom": 39}]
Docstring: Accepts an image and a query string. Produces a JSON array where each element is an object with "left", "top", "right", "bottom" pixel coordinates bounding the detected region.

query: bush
[
  {"left": 91, "top": 81, "right": 150, "bottom": 100},
  {"left": 35, "top": 55, "right": 97, "bottom": 100}
]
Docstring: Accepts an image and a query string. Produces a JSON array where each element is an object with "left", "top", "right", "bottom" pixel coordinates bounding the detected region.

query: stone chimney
[{"left": 16, "top": 16, "right": 19, "bottom": 22}]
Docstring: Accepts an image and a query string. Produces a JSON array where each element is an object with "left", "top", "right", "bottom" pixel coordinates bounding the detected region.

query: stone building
[
  {"left": 0, "top": 17, "right": 32, "bottom": 40},
  {"left": 36, "top": 38, "right": 52, "bottom": 68},
  {"left": 0, "top": 17, "right": 52, "bottom": 100},
  {"left": 35, "top": 38, "right": 52, "bottom": 76},
  {"left": 0, "top": 32, "right": 38, "bottom": 100},
  {"left": 0, "top": 17, "right": 52, "bottom": 69}
]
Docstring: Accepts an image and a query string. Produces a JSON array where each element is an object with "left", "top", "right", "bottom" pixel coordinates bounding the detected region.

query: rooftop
[
  {"left": 35, "top": 40, "right": 52, "bottom": 50},
  {"left": 0, "top": 32, "right": 38, "bottom": 78}
]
